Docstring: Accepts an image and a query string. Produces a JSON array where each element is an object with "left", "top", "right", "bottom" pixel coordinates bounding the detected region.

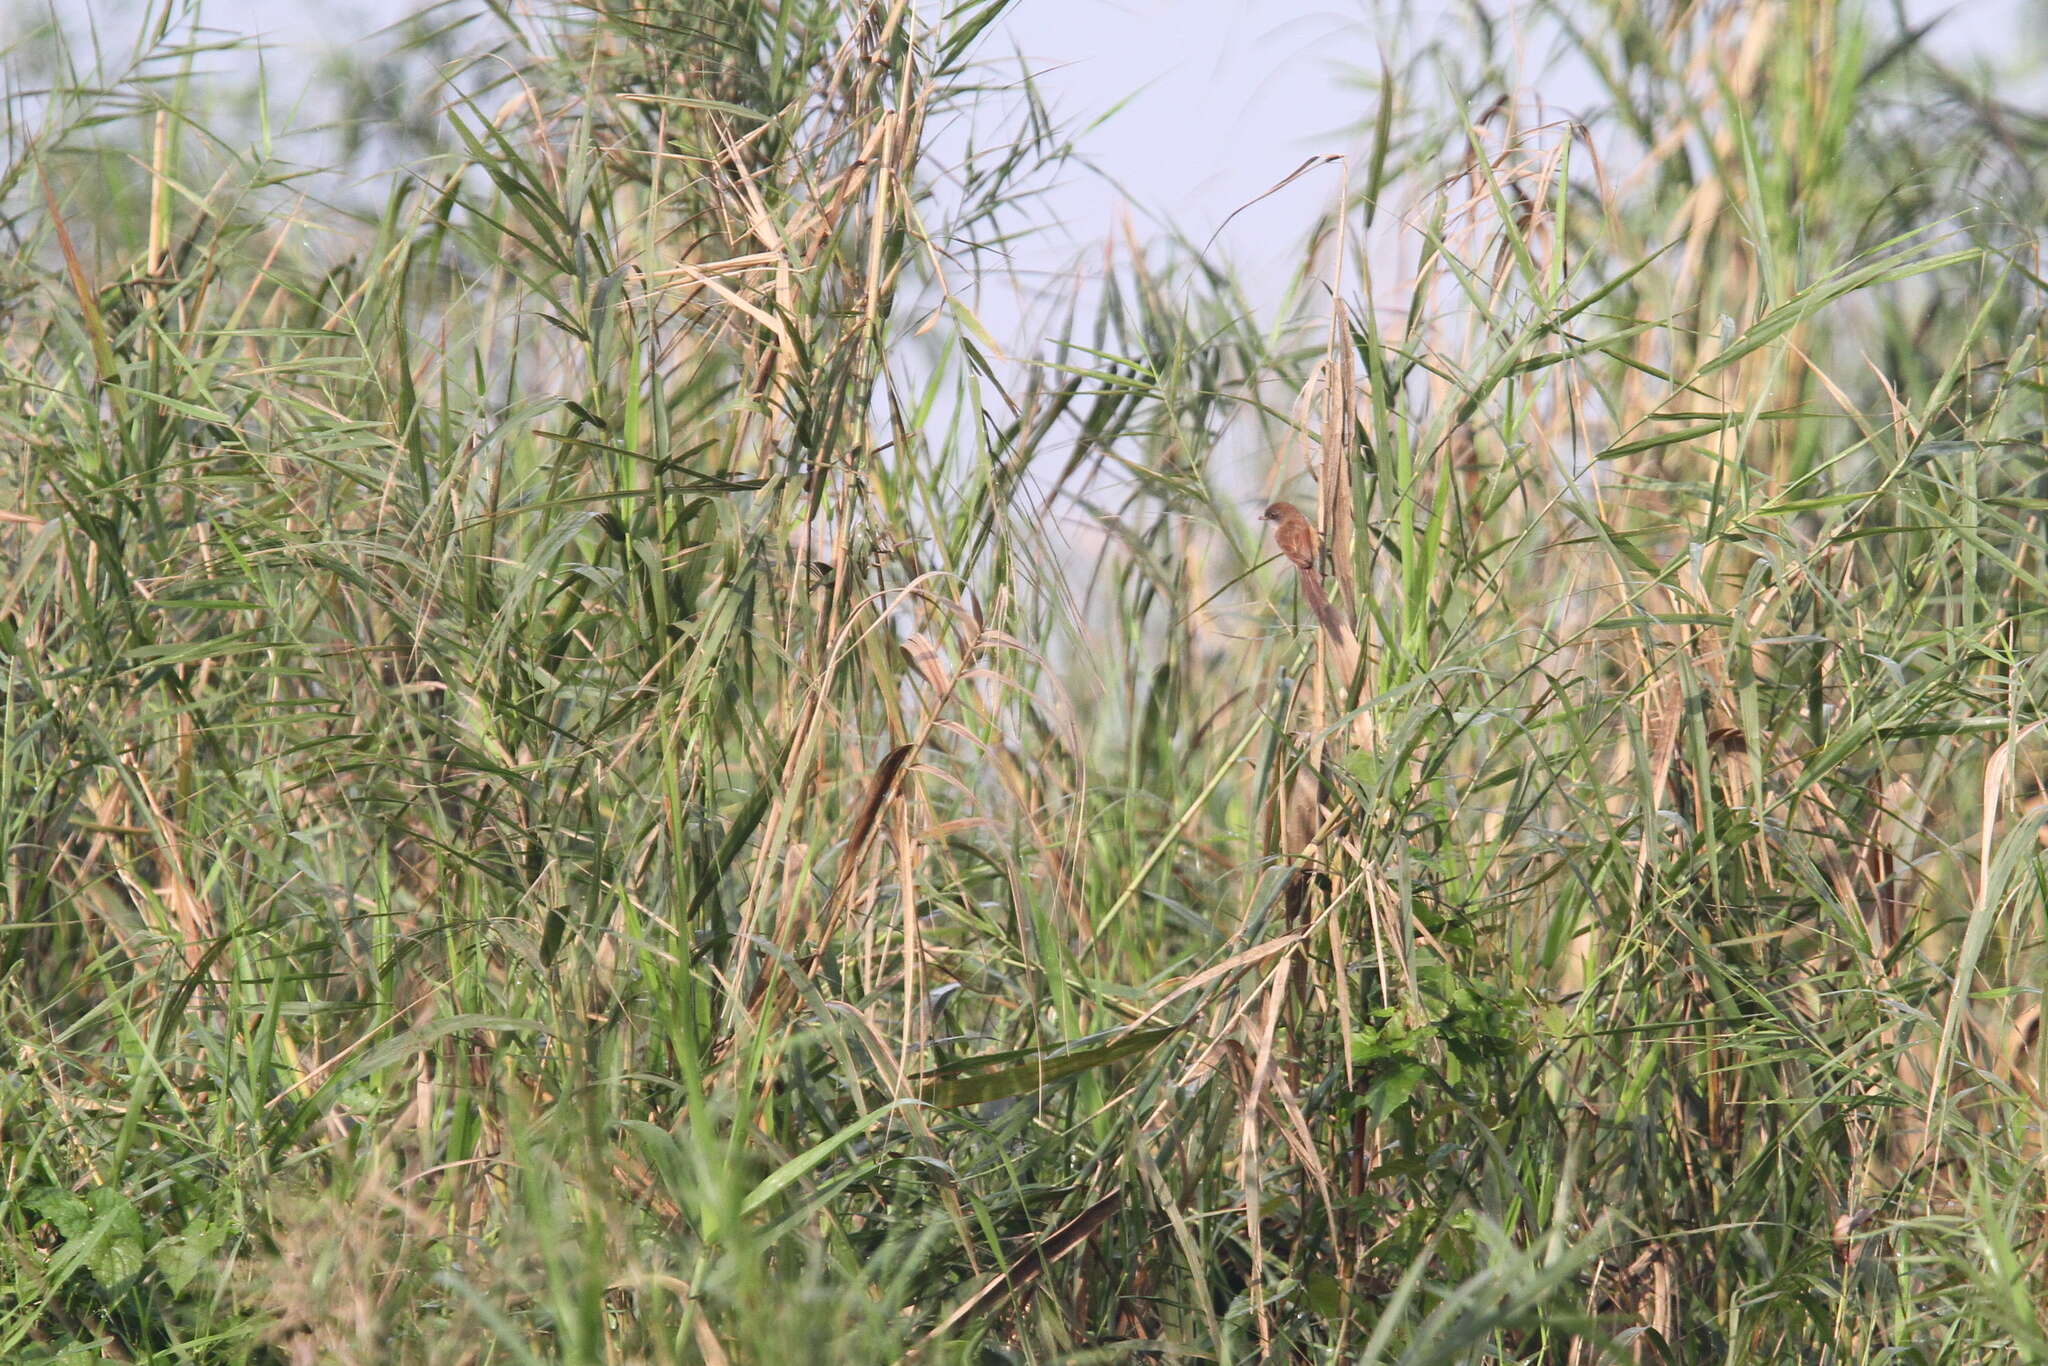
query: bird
[{"left": 1261, "top": 501, "right": 1348, "bottom": 639}]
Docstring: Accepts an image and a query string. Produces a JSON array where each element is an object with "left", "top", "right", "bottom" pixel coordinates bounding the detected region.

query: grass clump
[{"left": 3, "top": 0, "right": 2047, "bottom": 1361}]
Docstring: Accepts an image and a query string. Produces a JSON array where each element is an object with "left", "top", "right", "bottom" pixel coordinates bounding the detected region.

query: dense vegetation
[{"left": 4, "top": 0, "right": 2047, "bottom": 1359}]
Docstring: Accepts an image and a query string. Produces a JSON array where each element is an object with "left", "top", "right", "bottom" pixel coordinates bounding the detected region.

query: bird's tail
[{"left": 1298, "top": 571, "right": 1349, "bottom": 640}]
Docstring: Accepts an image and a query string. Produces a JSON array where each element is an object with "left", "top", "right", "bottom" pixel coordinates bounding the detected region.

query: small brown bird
[{"left": 1261, "top": 501, "right": 1347, "bottom": 638}]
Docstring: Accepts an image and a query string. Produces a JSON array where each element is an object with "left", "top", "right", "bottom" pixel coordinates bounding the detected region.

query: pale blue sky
[
  {"left": 293, "top": 3, "right": 2031, "bottom": 261},
  {"left": 28, "top": 0, "right": 2039, "bottom": 325}
]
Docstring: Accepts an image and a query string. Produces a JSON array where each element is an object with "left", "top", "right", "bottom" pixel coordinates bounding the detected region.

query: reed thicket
[{"left": 3, "top": 0, "right": 2046, "bottom": 1360}]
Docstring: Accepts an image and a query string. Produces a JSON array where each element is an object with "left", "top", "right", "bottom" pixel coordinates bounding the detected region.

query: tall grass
[{"left": 3, "top": 0, "right": 2046, "bottom": 1360}]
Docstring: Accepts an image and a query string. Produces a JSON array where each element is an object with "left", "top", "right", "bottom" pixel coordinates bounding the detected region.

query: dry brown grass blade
[
  {"left": 838, "top": 742, "right": 916, "bottom": 892},
  {"left": 776, "top": 741, "right": 918, "bottom": 984},
  {"left": 34, "top": 151, "right": 124, "bottom": 420},
  {"left": 914, "top": 1190, "right": 1125, "bottom": 1351}
]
